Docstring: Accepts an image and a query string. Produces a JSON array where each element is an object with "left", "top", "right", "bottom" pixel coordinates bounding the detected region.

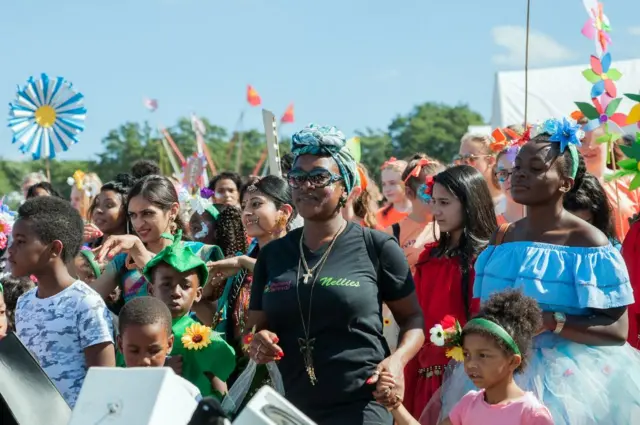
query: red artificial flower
[{"left": 441, "top": 315, "right": 457, "bottom": 332}]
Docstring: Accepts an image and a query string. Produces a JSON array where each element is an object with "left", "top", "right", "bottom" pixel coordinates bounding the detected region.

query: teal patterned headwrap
[{"left": 291, "top": 124, "right": 360, "bottom": 194}]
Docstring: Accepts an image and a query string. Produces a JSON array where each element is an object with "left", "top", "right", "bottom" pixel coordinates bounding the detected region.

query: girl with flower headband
[
  {"left": 378, "top": 290, "right": 553, "bottom": 425},
  {"left": 377, "top": 157, "right": 412, "bottom": 228},
  {"left": 403, "top": 165, "right": 497, "bottom": 419},
  {"left": 387, "top": 154, "right": 444, "bottom": 274},
  {"left": 576, "top": 118, "right": 639, "bottom": 240},
  {"left": 425, "top": 117, "right": 640, "bottom": 425}
]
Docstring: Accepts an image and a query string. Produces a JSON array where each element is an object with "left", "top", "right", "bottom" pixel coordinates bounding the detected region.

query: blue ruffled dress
[{"left": 424, "top": 241, "right": 640, "bottom": 425}]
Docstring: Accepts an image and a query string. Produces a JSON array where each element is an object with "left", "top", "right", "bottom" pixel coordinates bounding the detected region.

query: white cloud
[
  {"left": 629, "top": 27, "right": 640, "bottom": 36},
  {"left": 492, "top": 26, "right": 577, "bottom": 67}
]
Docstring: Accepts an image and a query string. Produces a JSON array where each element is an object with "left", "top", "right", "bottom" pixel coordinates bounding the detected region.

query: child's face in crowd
[
  {"left": 430, "top": 182, "right": 463, "bottom": 233},
  {"left": 150, "top": 264, "right": 202, "bottom": 318},
  {"left": 189, "top": 212, "right": 216, "bottom": 245},
  {"left": 381, "top": 169, "right": 405, "bottom": 205},
  {"left": 92, "top": 190, "right": 126, "bottom": 235},
  {"left": 8, "top": 219, "right": 60, "bottom": 277},
  {"left": 462, "top": 333, "right": 521, "bottom": 390},
  {"left": 118, "top": 322, "right": 174, "bottom": 367},
  {"left": 0, "top": 292, "right": 7, "bottom": 339}
]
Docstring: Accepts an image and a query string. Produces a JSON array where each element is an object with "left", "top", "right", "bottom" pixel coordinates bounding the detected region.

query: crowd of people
[{"left": 1, "top": 119, "right": 640, "bottom": 425}]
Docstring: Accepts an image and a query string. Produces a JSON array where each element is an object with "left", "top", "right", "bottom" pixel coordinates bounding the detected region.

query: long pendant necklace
[
  {"left": 296, "top": 222, "right": 345, "bottom": 385},
  {"left": 298, "top": 224, "right": 342, "bottom": 284}
]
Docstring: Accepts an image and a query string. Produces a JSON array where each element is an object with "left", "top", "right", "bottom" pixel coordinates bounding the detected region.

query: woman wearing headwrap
[{"left": 245, "top": 124, "right": 425, "bottom": 425}]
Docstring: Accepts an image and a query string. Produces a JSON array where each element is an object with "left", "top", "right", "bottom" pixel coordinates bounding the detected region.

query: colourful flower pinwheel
[
  {"left": 8, "top": 74, "right": 87, "bottom": 160},
  {"left": 575, "top": 96, "right": 627, "bottom": 128},
  {"left": 583, "top": 53, "right": 621, "bottom": 98},
  {"left": 612, "top": 133, "right": 640, "bottom": 190},
  {"left": 581, "top": 0, "right": 611, "bottom": 57},
  {"left": 626, "top": 93, "right": 640, "bottom": 127}
]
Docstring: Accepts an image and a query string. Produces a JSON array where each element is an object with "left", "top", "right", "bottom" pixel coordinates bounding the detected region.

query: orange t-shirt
[
  {"left": 384, "top": 218, "right": 438, "bottom": 274},
  {"left": 602, "top": 176, "right": 640, "bottom": 241},
  {"left": 376, "top": 206, "right": 410, "bottom": 229}
]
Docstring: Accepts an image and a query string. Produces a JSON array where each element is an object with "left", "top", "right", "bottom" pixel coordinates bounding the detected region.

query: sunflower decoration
[
  {"left": 181, "top": 323, "right": 213, "bottom": 350},
  {"left": 8, "top": 74, "right": 87, "bottom": 160},
  {"left": 383, "top": 318, "right": 392, "bottom": 327},
  {"left": 429, "top": 315, "right": 464, "bottom": 363},
  {"left": 608, "top": 133, "right": 640, "bottom": 190},
  {"left": 242, "top": 325, "right": 257, "bottom": 353}
]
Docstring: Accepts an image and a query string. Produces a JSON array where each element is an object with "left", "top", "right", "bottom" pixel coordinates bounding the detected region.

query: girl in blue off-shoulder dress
[{"left": 421, "top": 118, "right": 640, "bottom": 425}]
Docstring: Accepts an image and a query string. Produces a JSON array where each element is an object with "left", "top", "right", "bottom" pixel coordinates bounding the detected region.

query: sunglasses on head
[
  {"left": 452, "top": 154, "right": 492, "bottom": 165},
  {"left": 287, "top": 168, "right": 343, "bottom": 189}
]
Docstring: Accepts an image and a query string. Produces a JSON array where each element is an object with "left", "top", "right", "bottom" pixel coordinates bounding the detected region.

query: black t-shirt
[{"left": 250, "top": 222, "right": 415, "bottom": 424}]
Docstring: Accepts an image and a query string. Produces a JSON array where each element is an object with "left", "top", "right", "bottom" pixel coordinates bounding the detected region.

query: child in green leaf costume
[{"left": 144, "top": 233, "right": 236, "bottom": 399}]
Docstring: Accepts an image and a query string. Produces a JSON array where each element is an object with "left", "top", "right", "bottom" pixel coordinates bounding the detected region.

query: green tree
[
  {"left": 388, "top": 103, "right": 485, "bottom": 164},
  {"left": 355, "top": 128, "right": 393, "bottom": 183}
]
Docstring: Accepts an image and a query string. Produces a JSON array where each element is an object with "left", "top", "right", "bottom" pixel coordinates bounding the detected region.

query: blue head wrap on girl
[{"left": 290, "top": 124, "right": 360, "bottom": 194}]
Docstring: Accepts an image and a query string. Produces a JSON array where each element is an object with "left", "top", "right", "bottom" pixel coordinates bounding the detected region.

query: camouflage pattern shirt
[{"left": 15, "top": 281, "right": 114, "bottom": 407}]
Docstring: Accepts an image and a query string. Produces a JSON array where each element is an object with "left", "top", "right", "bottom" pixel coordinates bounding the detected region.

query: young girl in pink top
[{"left": 376, "top": 290, "right": 552, "bottom": 425}]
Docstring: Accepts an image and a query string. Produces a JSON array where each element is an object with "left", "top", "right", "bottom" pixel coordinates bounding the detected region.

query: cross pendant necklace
[
  {"left": 302, "top": 271, "right": 314, "bottom": 285},
  {"left": 298, "top": 337, "right": 317, "bottom": 386}
]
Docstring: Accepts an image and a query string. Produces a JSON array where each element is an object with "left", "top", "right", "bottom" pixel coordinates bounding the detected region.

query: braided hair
[{"left": 214, "top": 205, "right": 248, "bottom": 257}]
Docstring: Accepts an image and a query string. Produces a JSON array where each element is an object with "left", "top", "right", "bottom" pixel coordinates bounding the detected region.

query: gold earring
[{"left": 276, "top": 215, "right": 287, "bottom": 229}]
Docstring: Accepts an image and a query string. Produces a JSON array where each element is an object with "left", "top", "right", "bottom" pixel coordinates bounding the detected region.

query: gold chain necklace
[
  {"left": 298, "top": 224, "right": 342, "bottom": 284},
  {"left": 296, "top": 221, "right": 346, "bottom": 385}
]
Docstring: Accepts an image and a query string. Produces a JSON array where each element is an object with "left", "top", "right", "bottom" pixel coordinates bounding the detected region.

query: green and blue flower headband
[
  {"left": 535, "top": 117, "right": 584, "bottom": 179},
  {"left": 429, "top": 315, "right": 521, "bottom": 363}
]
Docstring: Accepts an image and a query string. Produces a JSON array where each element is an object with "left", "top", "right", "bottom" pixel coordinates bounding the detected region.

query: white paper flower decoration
[
  {"left": 429, "top": 324, "right": 446, "bottom": 346},
  {"left": 8, "top": 74, "right": 87, "bottom": 160}
]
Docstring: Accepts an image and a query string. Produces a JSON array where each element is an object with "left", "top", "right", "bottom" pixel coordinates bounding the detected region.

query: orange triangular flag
[
  {"left": 281, "top": 104, "right": 294, "bottom": 123},
  {"left": 247, "top": 85, "right": 261, "bottom": 106}
]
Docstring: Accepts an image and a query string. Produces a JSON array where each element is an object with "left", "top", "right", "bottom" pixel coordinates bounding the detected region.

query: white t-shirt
[{"left": 16, "top": 280, "right": 114, "bottom": 407}]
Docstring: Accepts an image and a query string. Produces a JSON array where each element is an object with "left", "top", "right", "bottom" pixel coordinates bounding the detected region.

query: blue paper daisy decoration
[{"left": 8, "top": 74, "right": 87, "bottom": 160}]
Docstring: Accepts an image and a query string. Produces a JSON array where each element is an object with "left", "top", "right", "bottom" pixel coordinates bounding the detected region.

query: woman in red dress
[{"left": 403, "top": 165, "right": 497, "bottom": 419}]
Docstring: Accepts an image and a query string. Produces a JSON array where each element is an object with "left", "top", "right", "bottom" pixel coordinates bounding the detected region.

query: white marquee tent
[{"left": 490, "top": 58, "right": 640, "bottom": 132}]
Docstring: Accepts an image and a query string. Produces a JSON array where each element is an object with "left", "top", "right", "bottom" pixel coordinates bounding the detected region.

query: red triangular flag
[
  {"left": 247, "top": 85, "right": 261, "bottom": 107},
  {"left": 281, "top": 104, "right": 294, "bottom": 123}
]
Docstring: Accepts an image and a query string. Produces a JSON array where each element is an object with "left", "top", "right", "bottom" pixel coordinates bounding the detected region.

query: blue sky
[{"left": 1, "top": 0, "right": 639, "bottom": 161}]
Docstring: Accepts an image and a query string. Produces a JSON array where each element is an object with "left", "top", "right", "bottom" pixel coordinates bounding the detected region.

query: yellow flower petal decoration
[
  {"left": 181, "top": 323, "right": 212, "bottom": 350},
  {"left": 445, "top": 346, "right": 465, "bottom": 362},
  {"left": 384, "top": 318, "right": 391, "bottom": 327}
]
